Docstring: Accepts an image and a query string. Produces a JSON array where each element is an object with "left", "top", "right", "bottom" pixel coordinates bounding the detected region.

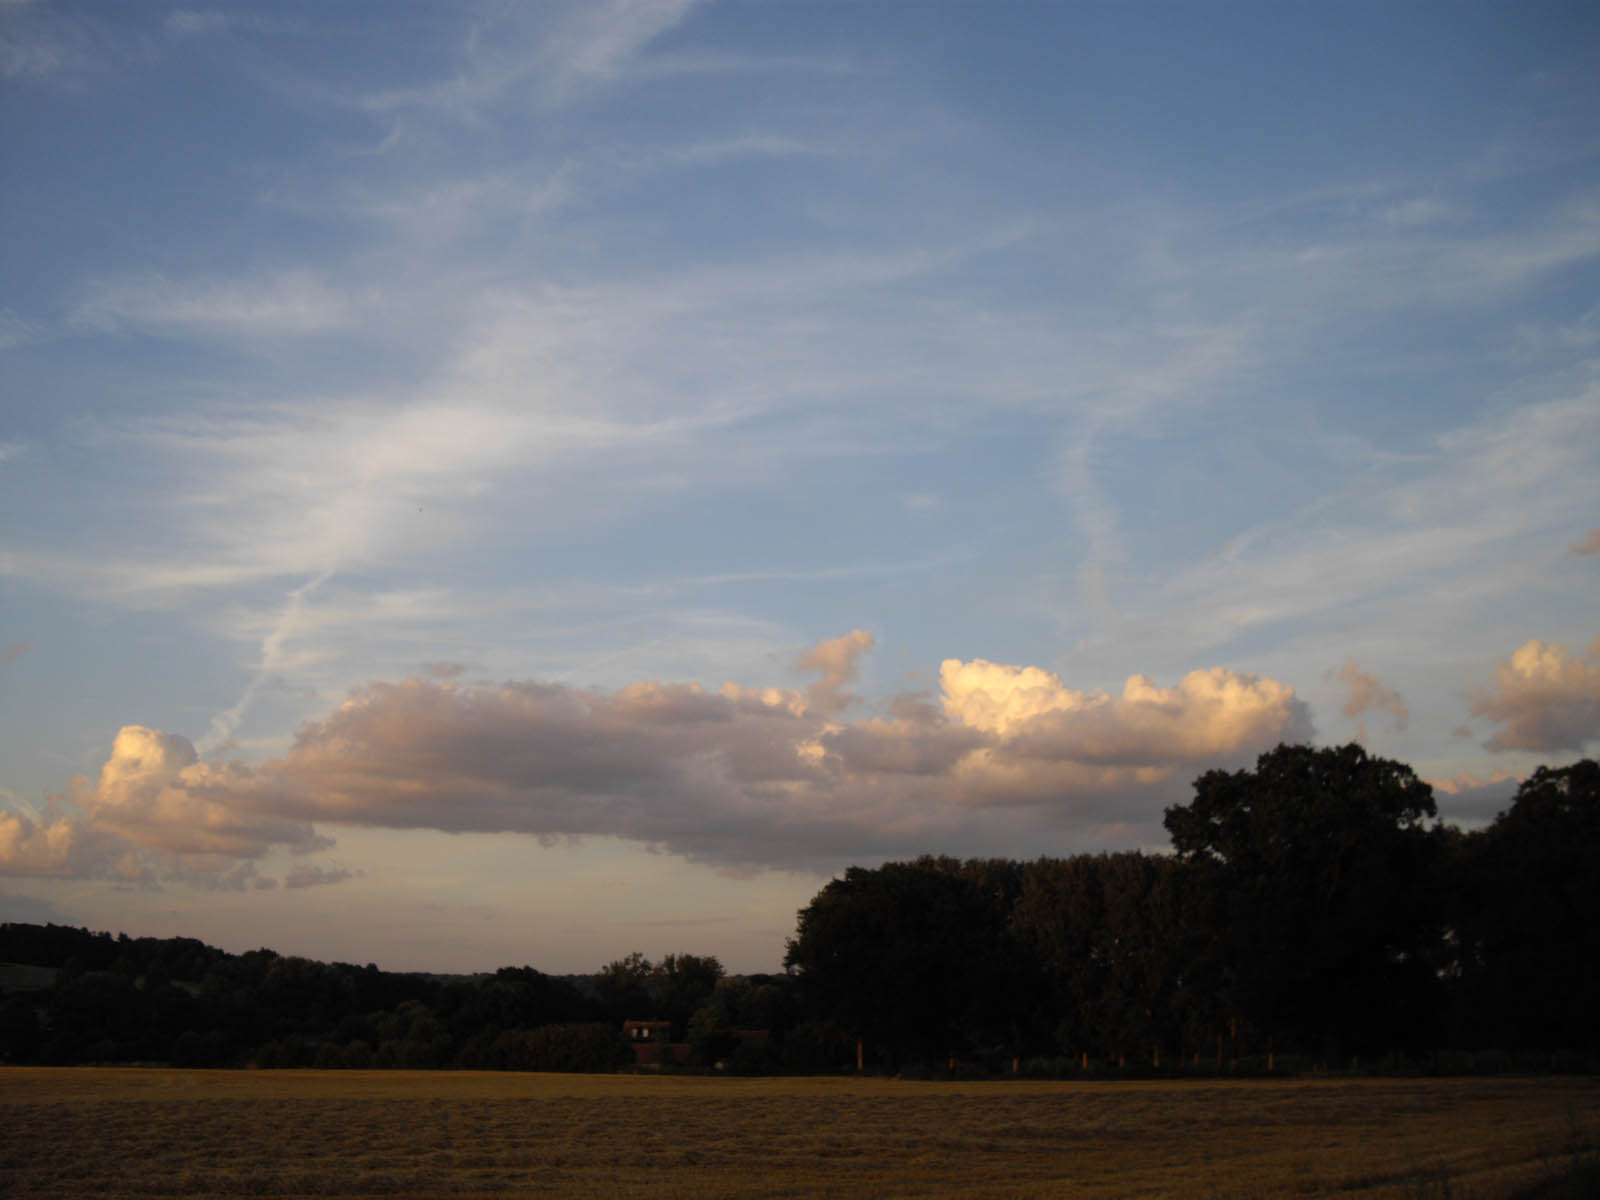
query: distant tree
[
  {"left": 648, "top": 953, "right": 725, "bottom": 1035},
  {"left": 594, "top": 952, "right": 654, "bottom": 1018},
  {"left": 520, "top": 1022, "right": 631, "bottom": 1072},
  {"left": 1164, "top": 743, "right": 1445, "bottom": 1060}
]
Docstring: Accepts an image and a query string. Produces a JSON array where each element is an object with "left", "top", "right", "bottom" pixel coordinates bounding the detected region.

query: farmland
[{"left": 2, "top": 1069, "right": 1596, "bottom": 1198}]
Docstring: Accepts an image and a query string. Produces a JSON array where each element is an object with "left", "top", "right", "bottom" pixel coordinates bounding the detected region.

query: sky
[{"left": 1, "top": 0, "right": 1598, "bottom": 975}]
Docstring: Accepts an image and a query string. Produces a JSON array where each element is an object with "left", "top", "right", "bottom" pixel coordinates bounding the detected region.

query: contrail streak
[{"left": 198, "top": 568, "right": 335, "bottom": 754}]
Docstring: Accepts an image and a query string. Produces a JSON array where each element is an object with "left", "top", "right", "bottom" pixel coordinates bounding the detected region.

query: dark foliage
[
  {"left": 1164, "top": 743, "right": 1446, "bottom": 1059},
  {"left": 1451, "top": 760, "right": 1600, "bottom": 1052},
  {"left": 784, "top": 857, "right": 1037, "bottom": 1070}
]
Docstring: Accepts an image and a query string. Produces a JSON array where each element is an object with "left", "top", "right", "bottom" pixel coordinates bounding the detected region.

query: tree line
[
  {"left": 785, "top": 746, "right": 1599, "bottom": 1074},
  {"left": 2, "top": 744, "right": 1595, "bottom": 1075},
  {"left": 0, "top": 928, "right": 795, "bottom": 1071}
]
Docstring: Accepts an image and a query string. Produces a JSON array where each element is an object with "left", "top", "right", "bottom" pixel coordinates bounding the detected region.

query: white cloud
[
  {"left": 5, "top": 637, "right": 1314, "bottom": 878},
  {"left": 537, "top": 0, "right": 703, "bottom": 93},
  {"left": 1471, "top": 637, "right": 1600, "bottom": 752},
  {"left": 0, "top": 808, "right": 139, "bottom": 879},
  {"left": 74, "top": 725, "right": 327, "bottom": 859},
  {"left": 357, "top": 0, "right": 703, "bottom": 116},
  {"left": 1165, "top": 389, "right": 1600, "bottom": 654},
  {"left": 941, "top": 659, "right": 1311, "bottom": 767}
]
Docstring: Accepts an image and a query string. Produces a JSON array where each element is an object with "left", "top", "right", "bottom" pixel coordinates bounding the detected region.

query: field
[{"left": 2, "top": 1069, "right": 1597, "bottom": 1198}]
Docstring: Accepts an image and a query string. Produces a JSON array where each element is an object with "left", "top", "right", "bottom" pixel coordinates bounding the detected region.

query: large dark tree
[
  {"left": 1164, "top": 742, "right": 1445, "bottom": 1060},
  {"left": 784, "top": 860, "right": 1028, "bottom": 1070},
  {"left": 1455, "top": 760, "right": 1599, "bottom": 1051}
]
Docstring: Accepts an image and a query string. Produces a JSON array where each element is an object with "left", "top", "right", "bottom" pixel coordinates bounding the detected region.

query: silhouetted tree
[
  {"left": 594, "top": 952, "right": 654, "bottom": 1018},
  {"left": 1455, "top": 760, "right": 1599, "bottom": 1051},
  {"left": 785, "top": 861, "right": 1027, "bottom": 1071},
  {"left": 1011, "top": 853, "right": 1191, "bottom": 1067},
  {"left": 648, "top": 953, "right": 724, "bottom": 1036},
  {"left": 1164, "top": 743, "right": 1445, "bottom": 1060}
]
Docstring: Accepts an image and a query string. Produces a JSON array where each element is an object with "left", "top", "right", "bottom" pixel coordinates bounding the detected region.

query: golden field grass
[{"left": 2, "top": 1068, "right": 1596, "bottom": 1198}]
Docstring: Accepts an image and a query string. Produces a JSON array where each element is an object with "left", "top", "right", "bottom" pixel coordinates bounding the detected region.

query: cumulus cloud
[
  {"left": 0, "top": 807, "right": 147, "bottom": 881},
  {"left": 4, "top": 635, "right": 1316, "bottom": 877},
  {"left": 1471, "top": 637, "right": 1600, "bottom": 752},
  {"left": 940, "top": 659, "right": 1312, "bottom": 766},
  {"left": 0, "top": 727, "right": 329, "bottom": 886},
  {"left": 1332, "top": 658, "right": 1409, "bottom": 731},
  {"left": 1571, "top": 530, "right": 1600, "bottom": 556},
  {"left": 75, "top": 725, "right": 329, "bottom": 859}
]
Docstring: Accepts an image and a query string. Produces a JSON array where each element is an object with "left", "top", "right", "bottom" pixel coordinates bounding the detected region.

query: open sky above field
[{"left": 2, "top": 1, "right": 1598, "bottom": 973}]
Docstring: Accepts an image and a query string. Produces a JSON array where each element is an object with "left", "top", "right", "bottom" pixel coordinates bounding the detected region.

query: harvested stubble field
[{"left": 2, "top": 1069, "right": 1596, "bottom": 1199}]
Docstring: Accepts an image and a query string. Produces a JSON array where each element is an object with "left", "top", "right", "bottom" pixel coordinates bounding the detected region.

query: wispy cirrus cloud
[
  {"left": 1162, "top": 387, "right": 1600, "bottom": 655},
  {"left": 357, "top": 0, "right": 704, "bottom": 116},
  {"left": 0, "top": 309, "right": 45, "bottom": 351},
  {"left": 285, "top": 863, "right": 358, "bottom": 889},
  {"left": 72, "top": 271, "right": 363, "bottom": 339},
  {"left": 163, "top": 10, "right": 303, "bottom": 38}
]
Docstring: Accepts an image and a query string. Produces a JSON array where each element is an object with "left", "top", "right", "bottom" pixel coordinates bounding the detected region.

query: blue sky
[{"left": 2, "top": 0, "right": 1597, "bottom": 973}]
